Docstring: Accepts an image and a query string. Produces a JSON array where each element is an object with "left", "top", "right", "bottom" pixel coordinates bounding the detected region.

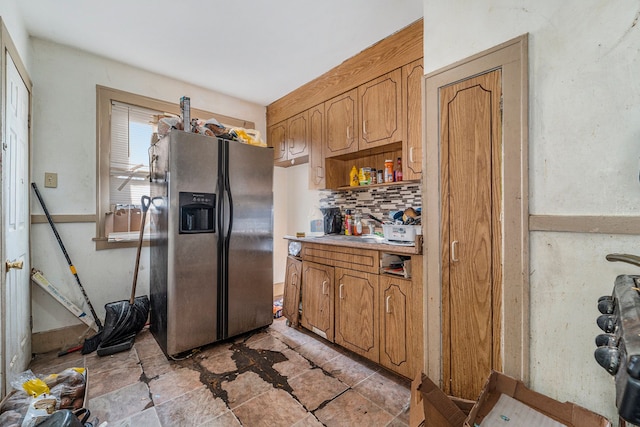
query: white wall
[
  {"left": 272, "top": 163, "right": 322, "bottom": 284},
  {"left": 0, "top": 0, "right": 31, "bottom": 69},
  {"left": 424, "top": 0, "right": 640, "bottom": 422},
  {"left": 29, "top": 38, "right": 270, "bottom": 333}
]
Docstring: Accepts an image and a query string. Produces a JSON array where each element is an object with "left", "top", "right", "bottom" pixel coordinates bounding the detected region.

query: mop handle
[{"left": 31, "top": 183, "right": 103, "bottom": 330}]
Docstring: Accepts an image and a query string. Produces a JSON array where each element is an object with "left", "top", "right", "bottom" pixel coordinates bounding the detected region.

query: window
[{"left": 95, "top": 86, "right": 254, "bottom": 249}]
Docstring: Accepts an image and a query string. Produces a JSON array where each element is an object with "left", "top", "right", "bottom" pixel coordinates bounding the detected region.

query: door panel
[
  {"left": 441, "top": 69, "right": 502, "bottom": 400},
  {"left": 3, "top": 52, "right": 31, "bottom": 394},
  {"left": 282, "top": 256, "right": 302, "bottom": 326},
  {"left": 301, "top": 261, "right": 334, "bottom": 341},
  {"left": 324, "top": 89, "right": 358, "bottom": 157},
  {"left": 334, "top": 267, "right": 378, "bottom": 361}
]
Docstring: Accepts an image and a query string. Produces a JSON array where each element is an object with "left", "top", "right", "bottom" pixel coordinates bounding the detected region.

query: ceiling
[{"left": 16, "top": 0, "right": 424, "bottom": 106}]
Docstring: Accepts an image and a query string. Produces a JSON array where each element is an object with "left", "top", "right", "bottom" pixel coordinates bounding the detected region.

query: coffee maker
[{"left": 321, "top": 207, "right": 342, "bottom": 235}]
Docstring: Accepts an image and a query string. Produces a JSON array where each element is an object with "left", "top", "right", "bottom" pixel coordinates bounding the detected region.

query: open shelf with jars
[{"left": 325, "top": 141, "right": 417, "bottom": 190}]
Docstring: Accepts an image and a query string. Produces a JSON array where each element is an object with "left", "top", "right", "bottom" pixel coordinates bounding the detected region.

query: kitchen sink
[{"left": 320, "top": 234, "right": 386, "bottom": 244}]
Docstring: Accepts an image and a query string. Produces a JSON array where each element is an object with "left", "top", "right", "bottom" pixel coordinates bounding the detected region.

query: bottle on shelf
[
  {"left": 349, "top": 166, "right": 359, "bottom": 187},
  {"left": 395, "top": 157, "right": 403, "bottom": 182},
  {"left": 384, "top": 159, "right": 394, "bottom": 183}
]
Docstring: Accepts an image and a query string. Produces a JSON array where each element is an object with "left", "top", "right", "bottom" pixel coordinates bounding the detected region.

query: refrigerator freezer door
[
  {"left": 222, "top": 140, "right": 274, "bottom": 339},
  {"left": 168, "top": 132, "right": 219, "bottom": 355}
]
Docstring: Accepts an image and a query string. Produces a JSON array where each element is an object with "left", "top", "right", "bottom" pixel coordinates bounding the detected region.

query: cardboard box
[
  {"left": 465, "top": 371, "right": 611, "bottom": 427},
  {"left": 411, "top": 373, "right": 474, "bottom": 427}
]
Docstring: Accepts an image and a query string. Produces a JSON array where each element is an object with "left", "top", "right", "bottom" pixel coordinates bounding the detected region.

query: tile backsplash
[{"left": 319, "top": 183, "right": 422, "bottom": 220}]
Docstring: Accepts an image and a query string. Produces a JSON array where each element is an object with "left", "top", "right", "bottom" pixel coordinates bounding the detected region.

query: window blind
[{"left": 110, "top": 101, "right": 162, "bottom": 207}]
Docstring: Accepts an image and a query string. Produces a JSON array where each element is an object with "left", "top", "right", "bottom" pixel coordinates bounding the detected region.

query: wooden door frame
[{"left": 422, "top": 34, "right": 529, "bottom": 386}]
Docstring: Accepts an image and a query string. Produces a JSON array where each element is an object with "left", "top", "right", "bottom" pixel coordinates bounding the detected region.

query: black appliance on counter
[
  {"left": 321, "top": 207, "right": 342, "bottom": 234},
  {"left": 595, "top": 253, "right": 640, "bottom": 425}
]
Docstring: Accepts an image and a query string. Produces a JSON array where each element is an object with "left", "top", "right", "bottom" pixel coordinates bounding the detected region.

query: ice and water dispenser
[{"left": 179, "top": 192, "right": 216, "bottom": 234}]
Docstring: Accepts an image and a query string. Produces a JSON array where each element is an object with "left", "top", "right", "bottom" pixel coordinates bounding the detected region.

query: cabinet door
[
  {"left": 359, "top": 68, "right": 403, "bottom": 150},
  {"left": 324, "top": 89, "right": 358, "bottom": 157},
  {"left": 403, "top": 59, "right": 423, "bottom": 180},
  {"left": 301, "top": 261, "right": 334, "bottom": 342},
  {"left": 287, "top": 110, "right": 309, "bottom": 159},
  {"left": 268, "top": 121, "right": 287, "bottom": 163},
  {"left": 308, "top": 104, "right": 325, "bottom": 189},
  {"left": 335, "top": 267, "right": 379, "bottom": 362},
  {"left": 379, "top": 275, "right": 411, "bottom": 377},
  {"left": 283, "top": 256, "right": 302, "bottom": 326}
]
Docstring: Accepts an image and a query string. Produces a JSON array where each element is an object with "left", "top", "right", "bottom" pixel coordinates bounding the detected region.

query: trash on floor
[
  {"left": 273, "top": 298, "right": 283, "bottom": 318},
  {"left": 0, "top": 367, "right": 88, "bottom": 426}
]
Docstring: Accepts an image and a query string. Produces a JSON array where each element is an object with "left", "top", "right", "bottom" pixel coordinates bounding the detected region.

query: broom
[{"left": 31, "top": 183, "right": 103, "bottom": 353}]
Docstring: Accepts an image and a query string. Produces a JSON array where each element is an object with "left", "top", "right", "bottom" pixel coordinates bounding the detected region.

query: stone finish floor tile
[
  {"left": 222, "top": 371, "right": 273, "bottom": 409},
  {"left": 88, "top": 381, "right": 153, "bottom": 424},
  {"left": 288, "top": 367, "right": 349, "bottom": 411},
  {"left": 272, "top": 348, "right": 312, "bottom": 378},
  {"left": 232, "top": 388, "right": 309, "bottom": 426},
  {"left": 148, "top": 365, "right": 203, "bottom": 405},
  {"left": 155, "top": 385, "right": 228, "bottom": 426},
  {"left": 353, "top": 370, "right": 412, "bottom": 421},
  {"left": 28, "top": 318, "right": 411, "bottom": 426},
  {"left": 315, "top": 389, "right": 395, "bottom": 427},
  {"left": 321, "top": 352, "right": 380, "bottom": 387},
  {"left": 107, "top": 407, "right": 162, "bottom": 427}
]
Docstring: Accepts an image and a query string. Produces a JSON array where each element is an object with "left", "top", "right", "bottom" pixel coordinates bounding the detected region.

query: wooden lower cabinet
[
  {"left": 300, "top": 261, "right": 335, "bottom": 342},
  {"left": 288, "top": 241, "right": 423, "bottom": 378},
  {"left": 334, "top": 268, "right": 379, "bottom": 362},
  {"left": 282, "top": 256, "right": 302, "bottom": 326},
  {"left": 379, "top": 275, "right": 412, "bottom": 378}
]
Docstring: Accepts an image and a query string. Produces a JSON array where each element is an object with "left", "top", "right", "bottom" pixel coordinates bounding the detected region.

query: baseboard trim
[{"left": 32, "top": 324, "right": 95, "bottom": 354}]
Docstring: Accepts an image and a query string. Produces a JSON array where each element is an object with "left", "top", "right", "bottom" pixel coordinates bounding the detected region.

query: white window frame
[{"left": 95, "top": 85, "right": 254, "bottom": 250}]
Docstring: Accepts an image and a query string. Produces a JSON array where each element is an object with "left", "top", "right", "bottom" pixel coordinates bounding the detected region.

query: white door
[{"left": 2, "top": 51, "right": 31, "bottom": 395}]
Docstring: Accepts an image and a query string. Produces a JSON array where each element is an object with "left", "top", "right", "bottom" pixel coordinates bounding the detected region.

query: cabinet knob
[
  {"left": 339, "top": 283, "right": 344, "bottom": 299},
  {"left": 385, "top": 295, "right": 391, "bottom": 313}
]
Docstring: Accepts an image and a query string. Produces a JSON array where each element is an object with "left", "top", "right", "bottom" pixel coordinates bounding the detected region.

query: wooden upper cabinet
[
  {"left": 268, "top": 121, "right": 287, "bottom": 163},
  {"left": 268, "top": 111, "right": 310, "bottom": 167},
  {"left": 402, "top": 59, "right": 423, "bottom": 180},
  {"left": 324, "top": 89, "right": 358, "bottom": 158},
  {"left": 287, "top": 110, "right": 309, "bottom": 159},
  {"left": 359, "top": 69, "right": 403, "bottom": 150},
  {"left": 308, "top": 104, "right": 325, "bottom": 190}
]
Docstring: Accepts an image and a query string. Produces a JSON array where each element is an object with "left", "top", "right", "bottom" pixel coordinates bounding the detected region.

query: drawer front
[{"left": 302, "top": 243, "right": 379, "bottom": 274}]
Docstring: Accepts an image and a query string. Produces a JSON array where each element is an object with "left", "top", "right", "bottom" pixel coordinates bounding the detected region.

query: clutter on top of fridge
[{"left": 156, "top": 115, "right": 265, "bottom": 147}]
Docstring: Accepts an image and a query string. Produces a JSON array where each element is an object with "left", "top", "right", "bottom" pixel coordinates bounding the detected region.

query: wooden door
[
  {"left": 402, "top": 59, "right": 423, "bottom": 180},
  {"left": 324, "top": 89, "right": 358, "bottom": 157},
  {"left": 2, "top": 52, "right": 31, "bottom": 394},
  {"left": 287, "top": 110, "right": 309, "bottom": 159},
  {"left": 282, "top": 256, "right": 302, "bottom": 326},
  {"left": 358, "top": 69, "right": 402, "bottom": 150},
  {"left": 308, "top": 104, "right": 325, "bottom": 189},
  {"left": 441, "top": 69, "right": 502, "bottom": 400},
  {"left": 335, "top": 267, "right": 379, "bottom": 362},
  {"left": 301, "top": 261, "right": 334, "bottom": 341},
  {"left": 268, "top": 121, "right": 287, "bottom": 163},
  {"left": 379, "top": 275, "right": 411, "bottom": 377}
]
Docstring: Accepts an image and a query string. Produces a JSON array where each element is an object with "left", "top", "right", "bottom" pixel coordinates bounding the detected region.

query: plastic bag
[
  {"left": 233, "top": 128, "right": 266, "bottom": 147},
  {"left": 21, "top": 395, "right": 58, "bottom": 427},
  {"left": 10, "top": 370, "right": 49, "bottom": 398}
]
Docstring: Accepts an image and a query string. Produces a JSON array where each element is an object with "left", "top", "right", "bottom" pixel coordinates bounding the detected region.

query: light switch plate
[{"left": 44, "top": 172, "right": 57, "bottom": 188}]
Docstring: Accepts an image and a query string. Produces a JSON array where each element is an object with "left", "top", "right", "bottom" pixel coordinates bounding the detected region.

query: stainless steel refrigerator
[{"left": 149, "top": 130, "right": 273, "bottom": 356}]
